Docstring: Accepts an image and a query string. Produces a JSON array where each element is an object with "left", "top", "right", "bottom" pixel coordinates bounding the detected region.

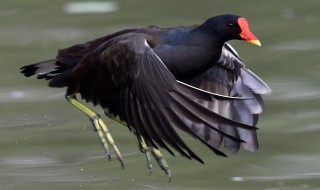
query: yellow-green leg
[
  {"left": 135, "top": 132, "right": 154, "bottom": 174},
  {"left": 137, "top": 137, "right": 171, "bottom": 181},
  {"left": 105, "top": 110, "right": 171, "bottom": 180},
  {"left": 66, "top": 95, "right": 124, "bottom": 168},
  {"left": 149, "top": 147, "right": 171, "bottom": 181}
]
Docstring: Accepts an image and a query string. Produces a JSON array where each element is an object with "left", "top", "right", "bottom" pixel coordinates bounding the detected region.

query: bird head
[{"left": 201, "top": 14, "right": 261, "bottom": 46}]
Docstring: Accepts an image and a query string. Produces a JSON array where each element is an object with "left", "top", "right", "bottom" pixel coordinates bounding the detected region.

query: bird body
[{"left": 21, "top": 14, "right": 270, "bottom": 177}]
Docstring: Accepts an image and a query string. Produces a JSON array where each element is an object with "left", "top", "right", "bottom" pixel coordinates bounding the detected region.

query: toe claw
[
  {"left": 166, "top": 169, "right": 172, "bottom": 182},
  {"left": 107, "top": 152, "right": 111, "bottom": 161},
  {"left": 119, "top": 158, "right": 125, "bottom": 169},
  {"left": 148, "top": 163, "right": 153, "bottom": 175}
]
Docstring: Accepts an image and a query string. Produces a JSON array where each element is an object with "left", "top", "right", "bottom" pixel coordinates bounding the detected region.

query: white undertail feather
[{"left": 33, "top": 60, "right": 57, "bottom": 74}]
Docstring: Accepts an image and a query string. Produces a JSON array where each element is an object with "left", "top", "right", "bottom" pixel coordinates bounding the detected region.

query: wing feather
[{"left": 183, "top": 43, "right": 270, "bottom": 152}]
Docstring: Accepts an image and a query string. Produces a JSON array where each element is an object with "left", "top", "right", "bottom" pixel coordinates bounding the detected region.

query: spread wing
[
  {"left": 184, "top": 43, "right": 271, "bottom": 153},
  {"left": 65, "top": 34, "right": 257, "bottom": 162}
]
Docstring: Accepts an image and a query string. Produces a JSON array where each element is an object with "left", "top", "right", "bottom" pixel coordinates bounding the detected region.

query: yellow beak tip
[{"left": 248, "top": 40, "right": 261, "bottom": 47}]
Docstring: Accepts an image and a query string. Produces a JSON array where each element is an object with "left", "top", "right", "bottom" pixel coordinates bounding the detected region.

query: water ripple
[
  {"left": 0, "top": 88, "right": 63, "bottom": 103},
  {"left": 271, "top": 40, "right": 320, "bottom": 51},
  {"left": 232, "top": 172, "right": 320, "bottom": 182},
  {"left": 2, "top": 155, "right": 58, "bottom": 168},
  {"left": 267, "top": 80, "right": 320, "bottom": 101}
]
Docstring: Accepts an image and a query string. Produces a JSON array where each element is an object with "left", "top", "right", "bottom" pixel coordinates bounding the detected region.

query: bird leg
[
  {"left": 104, "top": 110, "right": 171, "bottom": 180},
  {"left": 135, "top": 132, "right": 154, "bottom": 174},
  {"left": 149, "top": 147, "right": 172, "bottom": 181},
  {"left": 135, "top": 133, "right": 171, "bottom": 180},
  {"left": 66, "top": 94, "right": 124, "bottom": 169}
]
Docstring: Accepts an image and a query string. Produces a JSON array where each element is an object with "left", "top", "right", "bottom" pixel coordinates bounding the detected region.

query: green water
[{"left": 1, "top": 1, "right": 320, "bottom": 189}]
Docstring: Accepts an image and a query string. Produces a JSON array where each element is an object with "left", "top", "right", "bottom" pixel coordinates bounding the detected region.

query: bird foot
[
  {"left": 150, "top": 148, "right": 172, "bottom": 181},
  {"left": 66, "top": 95, "right": 124, "bottom": 169},
  {"left": 138, "top": 139, "right": 154, "bottom": 174},
  {"left": 138, "top": 137, "right": 171, "bottom": 181},
  {"left": 90, "top": 115, "right": 124, "bottom": 169}
]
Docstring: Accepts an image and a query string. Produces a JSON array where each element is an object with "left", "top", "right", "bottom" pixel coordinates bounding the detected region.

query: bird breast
[{"left": 153, "top": 45, "right": 219, "bottom": 80}]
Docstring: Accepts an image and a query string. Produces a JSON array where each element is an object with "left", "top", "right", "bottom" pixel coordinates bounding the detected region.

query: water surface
[{"left": 1, "top": 1, "right": 320, "bottom": 189}]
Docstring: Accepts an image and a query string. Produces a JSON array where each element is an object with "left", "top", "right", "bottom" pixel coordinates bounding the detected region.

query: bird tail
[
  {"left": 20, "top": 59, "right": 62, "bottom": 79},
  {"left": 20, "top": 59, "right": 73, "bottom": 88}
]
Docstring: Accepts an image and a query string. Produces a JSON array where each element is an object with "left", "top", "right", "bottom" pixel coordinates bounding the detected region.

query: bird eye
[{"left": 228, "top": 23, "right": 234, "bottom": 28}]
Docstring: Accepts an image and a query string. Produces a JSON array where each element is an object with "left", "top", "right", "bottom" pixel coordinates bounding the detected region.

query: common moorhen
[{"left": 21, "top": 14, "right": 270, "bottom": 179}]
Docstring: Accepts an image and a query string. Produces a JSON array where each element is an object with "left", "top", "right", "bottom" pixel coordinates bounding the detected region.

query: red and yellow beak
[{"left": 238, "top": 17, "right": 261, "bottom": 46}]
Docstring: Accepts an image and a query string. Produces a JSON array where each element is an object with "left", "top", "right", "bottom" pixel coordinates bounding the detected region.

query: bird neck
[
  {"left": 190, "top": 25, "right": 226, "bottom": 48},
  {"left": 156, "top": 29, "right": 226, "bottom": 80}
]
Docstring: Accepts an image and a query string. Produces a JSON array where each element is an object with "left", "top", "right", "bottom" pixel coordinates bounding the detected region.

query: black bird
[{"left": 20, "top": 14, "right": 270, "bottom": 179}]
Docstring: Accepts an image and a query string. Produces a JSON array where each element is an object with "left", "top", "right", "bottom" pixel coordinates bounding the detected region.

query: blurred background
[{"left": 1, "top": 0, "right": 320, "bottom": 189}]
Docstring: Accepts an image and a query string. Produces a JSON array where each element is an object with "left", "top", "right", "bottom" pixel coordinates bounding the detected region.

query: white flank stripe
[{"left": 177, "top": 80, "right": 250, "bottom": 99}]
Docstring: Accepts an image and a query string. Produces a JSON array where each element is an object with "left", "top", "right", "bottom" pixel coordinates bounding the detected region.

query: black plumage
[{"left": 20, "top": 14, "right": 270, "bottom": 165}]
